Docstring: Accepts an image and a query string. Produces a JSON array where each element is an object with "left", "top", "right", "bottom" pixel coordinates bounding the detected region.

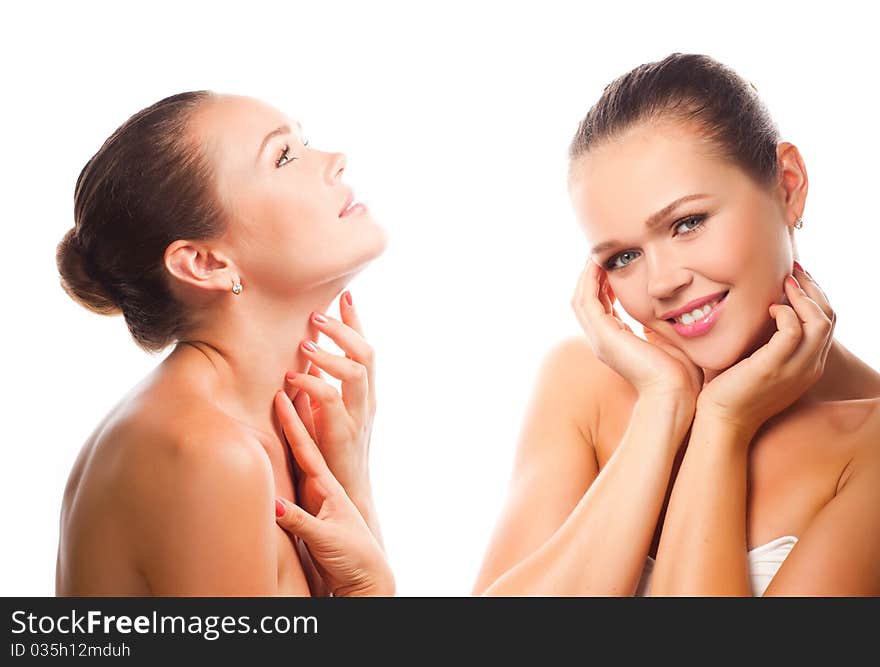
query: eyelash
[
  {"left": 275, "top": 139, "right": 310, "bottom": 168},
  {"left": 603, "top": 214, "right": 708, "bottom": 271}
]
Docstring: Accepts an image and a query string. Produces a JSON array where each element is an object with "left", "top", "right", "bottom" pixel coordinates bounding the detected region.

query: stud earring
[
  {"left": 794, "top": 217, "right": 804, "bottom": 229},
  {"left": 232, "top": 281, "right": 242, "bottom": 295}
]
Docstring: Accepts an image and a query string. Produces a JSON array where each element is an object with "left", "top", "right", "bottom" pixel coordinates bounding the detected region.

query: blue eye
[
  {"left": 674, "top": 215, "right": 704, "bottom": 235},
  {"left": 607, "top": 250, "right": 639, "bottom": 270},
  {"left": 603, "top": 214, "right": 707, "bottom": 271}
]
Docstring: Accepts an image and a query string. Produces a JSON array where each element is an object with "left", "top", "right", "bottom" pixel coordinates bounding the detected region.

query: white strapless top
[{"left": 635, "top": 535, "right": 799, "bottom": 596}]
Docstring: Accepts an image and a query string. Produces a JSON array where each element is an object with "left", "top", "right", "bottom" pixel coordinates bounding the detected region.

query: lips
[
  {"left": 669, "top": 292, "right": 728, "bottom": 338},
  {"left": 340, "top": 202, "right": 367, "bottom": 218},
  {"left": 660, "top": 290, "right": 729, "bottom": 322},
  {"left": 338, "top": 190, "right": 354, "bottom": 217}
]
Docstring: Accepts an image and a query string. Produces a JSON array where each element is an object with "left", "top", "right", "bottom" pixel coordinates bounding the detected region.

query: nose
[
  {"left": 645, "top": 247, "right": 691, "bottom": 301},
  {"left": 326, "top": 152, "right": 346, "bottom": 185}
]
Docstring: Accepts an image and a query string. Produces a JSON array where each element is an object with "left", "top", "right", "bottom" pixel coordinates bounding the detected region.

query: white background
[{"left": 2, "top": 1, "right": 878, "bottom": 596}]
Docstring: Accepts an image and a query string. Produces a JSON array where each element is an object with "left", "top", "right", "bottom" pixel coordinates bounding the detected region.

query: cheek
[
  {"left": 611, "top": 283, "right": 653, "bottom": 323},
  {"left": 255, "top": 191, "right": 330, "bottom": 244},
  {"left": 714, "top": 209, "right": 789, "bottom": 297}
]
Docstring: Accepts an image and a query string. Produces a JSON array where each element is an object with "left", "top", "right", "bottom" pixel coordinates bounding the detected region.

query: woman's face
[
  {"left": 193, "top": 94, "right": 388, "bottom": 297},
  {"left": 568, "top": 120, "right": 802, "bottom": 372}
]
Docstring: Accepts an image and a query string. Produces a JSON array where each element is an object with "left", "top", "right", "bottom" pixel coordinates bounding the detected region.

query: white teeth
[{"left": 675, "top": 300, "right": 719, "bottom": 325}]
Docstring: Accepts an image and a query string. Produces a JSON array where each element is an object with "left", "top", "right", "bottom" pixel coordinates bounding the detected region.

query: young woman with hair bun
[{"left": 55, "top": 91, "right": 392, "bottom": 596}]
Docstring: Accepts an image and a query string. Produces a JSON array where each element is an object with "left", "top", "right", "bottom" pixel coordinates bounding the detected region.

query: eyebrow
[
  {"left": 256, "top": 121, "right": 303, "bottom": 163},
  {"left": 589, "top": 193, "right": 712, "bottom": 256}
]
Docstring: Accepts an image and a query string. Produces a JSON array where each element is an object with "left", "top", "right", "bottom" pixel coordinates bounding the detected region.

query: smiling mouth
[{"left": 665, "top": 291, "right": 729, "bottom": 325}]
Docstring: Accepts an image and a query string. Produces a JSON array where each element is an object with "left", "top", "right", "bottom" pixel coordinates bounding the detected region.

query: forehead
[
  {"left": 569, "top": 121, "right": 735, "bottom": 230},
  {"left": 197, "top": 94, "right": 286, "bottom": 134},
  {"left": 193, "top": 95, "right": 295, "bottom": 161}
]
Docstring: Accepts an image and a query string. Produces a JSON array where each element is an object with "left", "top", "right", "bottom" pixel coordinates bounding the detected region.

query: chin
[
  {"left": 370, "top": 223, "right": 390, "bottom": 256},
  {"left": 356, "top": 225, "right": 390, "bottom": 264},
  {"left": 670, "top": 343, "right": 735, "bottom": 373},
  {"left": 333, "top": 229, "right": 389, "bottom": 279},
  {"left": 690, "top": 352, "right": 739, "bottom": 374},
  {"left": 677, "top": 316, "right": 777, "bottom": 373}
]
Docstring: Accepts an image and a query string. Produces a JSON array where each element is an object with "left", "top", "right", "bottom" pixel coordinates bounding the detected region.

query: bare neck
[
  {"left": 799, "top": 338, "right": 880, "bottom": 404},
  {"left": 165, "top": 277, "right": 351, "bottom": 436},
  {"left": 702, "top": 337, "right": 880, "bottom": 408}
]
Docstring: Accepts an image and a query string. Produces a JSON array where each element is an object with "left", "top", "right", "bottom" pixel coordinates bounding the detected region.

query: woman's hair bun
[
  {"left": 57, "top": 90, "right": 225, "bottom": 352},
  {"left": 56, "top": 227, "right": 121, "bottom": 316}
]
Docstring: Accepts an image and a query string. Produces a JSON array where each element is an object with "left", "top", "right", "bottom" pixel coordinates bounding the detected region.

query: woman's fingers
[
  {"left": 572, "top": 261, "right": 626, "bottom": 350},
  {"left": 794, "top": 262, "right": 834, "bottom": 322},
  {"left": 310, "top": 311, "right": 373, "bottom": 367},
  {"left": 306, "top": 362, "right": 325, "bottom": 381},
  {"left": 572, "top": 261, "right": 613, "bottom": 328},
  {"left": 273, "top": 391, "right": 334, "bottom": 483},
  {"left": 284, "top": 372, "right": 352, "bottom": 432},
  {"left": 292, "top": 385, "right": 318, "bottom": 442},
  {"left": 298, "top": 341, "right": 368, "bottom": 421},
  {"left": 597, "top": 268, "right": 614, "bottom": 314},
  {"left": 310, "top": 300, "right": 376, "bottom": 416},
  {"left": 788, "top": 265, "right": 836, "bottom": 371},
  {"left": 785, "top": 273, "right": 833, "bottom": 353},
  {"left": 603, "top": 279, "right": 631, "bottom": 330},
  {"left": 572, "top": 260, "right": 598, "bottom": 318},
  {"left": 644, "top": 326, "right": 704, "bottom": 392},
  {"left": 757, "top": 272, "right": 830, "bottom": 373},
  {"left": 274, "top": 497, "right": 323, "bottom": 541},
  {"left": 793, "top": 263, "right": 835, "bottom": 338},
  {"left": 785, "top": 272, "right": 828, "bottom": 326},
  {"left": 750, "top": 300, "right": 803, "bottom": 369},
  {"left": 339, "top": 290, "right": 364, "bottom": 337}
]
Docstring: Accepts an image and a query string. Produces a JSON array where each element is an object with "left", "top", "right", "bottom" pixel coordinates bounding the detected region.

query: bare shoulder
[
  {"left": 852, "top": 397, "right": 880, "bottom": 462},
  {"left": 535, "top": 335, "right": 635, "bottom": 434},
  {"left": 836, "top": 397, "right": 880, "bottom": 490},
  {"left": 58, "top": 355, "right": 289, "bottom": 594},
  {"left": 538, "top": 335, "right": 626, "bottom": 395},
  {"left": 98, "top": 388, "right": 273, "bottom": 517},
  {"left": 472, "top": 336, "right": 614, "bottom": 595}
]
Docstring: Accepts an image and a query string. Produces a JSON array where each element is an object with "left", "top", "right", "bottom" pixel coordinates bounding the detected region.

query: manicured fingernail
[
  {"left": 793, "top": 260, "right": 815, "bottom": 280},
  {"left": 793, "top": 260, "right": 805, "bottom": 274},
  {"left": 312, "top": 312, "right": 328, "bottom": 324},
  {"left": 274, "top": 499, "right": 286, "bottom": 517},
  {"left": 285, "top": 372, "right": 297, "bottom": 381},
  {"left": 786, "top": 274, "right": 800, "bottom": 288},
  {"left": 302, "top": 341, "right": 317, "bottom": 352},
  {"left": 343, "top": 291, "right": 353, "bottom": 306}
]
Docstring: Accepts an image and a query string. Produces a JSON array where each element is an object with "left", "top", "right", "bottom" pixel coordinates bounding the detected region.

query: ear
[
  {"left": 775, "top": 141, "right": 809, "bottom": 229},
  {"left": 164, "top": 240, "right": 238, "bottom": 293}
]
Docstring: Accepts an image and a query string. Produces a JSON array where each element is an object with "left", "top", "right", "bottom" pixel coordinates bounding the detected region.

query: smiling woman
[
  {"left": 474, "top": 53, "right": 880, "bottom": 597},
  {"left": 54, "top": 91, "right": 392, "bottom": 596}
]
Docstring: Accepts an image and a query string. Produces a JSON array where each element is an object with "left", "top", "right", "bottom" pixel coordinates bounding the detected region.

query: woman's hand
[
  {"left": 273, "top": 390, "right": 394, "bottom": 597},
  {"left": 284, "top": 292, "right": 376, "bottom": 505},
  {"left": 572, "top": 260, "right": 704, "bottom": 403},
  {"left": 696, "top": 263, "right": 836, "bottom": 437}
]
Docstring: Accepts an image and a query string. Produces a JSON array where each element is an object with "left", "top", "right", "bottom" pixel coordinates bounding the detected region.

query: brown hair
[
  {"left": 569, "top": 53, "right": 781, "bottom": 187},
  {"left": 56, "top": 90, "right": 227, "bottom": 353}
]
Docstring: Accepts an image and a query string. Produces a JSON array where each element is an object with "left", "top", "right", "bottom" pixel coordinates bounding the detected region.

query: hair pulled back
[
  {"left": 569, "top": 53, "right": 781, "bottom": 187},
  {"left": 56, "top": 90, "right": 226, "bottom": 353}
]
